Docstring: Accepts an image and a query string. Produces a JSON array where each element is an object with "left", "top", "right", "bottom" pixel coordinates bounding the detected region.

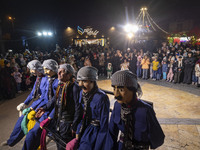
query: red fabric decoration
[
  {"left": 40, "top": 118, "right": 50, "bottom": 128},
  {"left": 66, "top": 138, "right": 79, "bottom": 150},
  {"left": 40, "top": 129, "right": 47, "bottom": 150}
]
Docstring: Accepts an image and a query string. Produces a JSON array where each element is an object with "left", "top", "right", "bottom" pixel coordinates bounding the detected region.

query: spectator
[
  {"left": 174, "top": 56, "right": 184, "bottom": 84},
  {"left": 84, "top": 56, "right": 92, "bottom": 67},
  {"left": 0, "top": 60, "right": 16, "bottom": 99},
  {"left": 13, "top": 67, "right": 22, "bottom": 93},
  {"left": 141, "top": 55, "right": 150, "bottom": 79},
  {"left": 152, "top": 57, "right": 159, "bottom": 80},
  {"left": 195, "top": 59, "right": 200, "bottom": 87},
  {"left": 136, "top": 52, "right": 142, "bottom": 78},
  {"left": 106, "top": 63, "right": 113, "bottom": 79},
  {"left": 121, "top": 59, "right": 129, "bottom": 70},
  {"left": 183, "top": 52, "right": 195, "bottom": 84},
  {"left": 167, "top": 57, "right": 175, "bottom": 82},
  {"left": 99, "top": 53, "right": 105, "bottom": 76},
  {"left": 162, "top": 60, "right": 168, "bottom": 80}
]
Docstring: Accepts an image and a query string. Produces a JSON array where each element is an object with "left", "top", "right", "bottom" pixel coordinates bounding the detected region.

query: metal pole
[{"left": 34, "top": 118, "right": 67, "bottom": 149}]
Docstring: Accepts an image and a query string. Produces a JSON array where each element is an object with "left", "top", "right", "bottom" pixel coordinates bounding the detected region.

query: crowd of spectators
[{"left": 0, "top": 41, "right": 200, "bottom": 100}]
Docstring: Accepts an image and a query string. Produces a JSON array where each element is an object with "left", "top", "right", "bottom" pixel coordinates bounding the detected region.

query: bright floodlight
[
  {"left": 124, "top": 24, "right": 139, "bottom": 33},
  {"left": 124, "top": 24, "right": 132, "bottom": 32},
  {"left": 37, "top": 32, "right": 42, "bottom": 36},
  {"left": 132, "top": 25, "right": 139, "bottom": 33},
  {"left": 43, "top": 31, "right": 47, "bottom": 36},
  {"left": 127, "top": 33, "right": 134, "bottom": 39},
  {"left": 48, "top": 32, "right": 53, "bottom": 36}
]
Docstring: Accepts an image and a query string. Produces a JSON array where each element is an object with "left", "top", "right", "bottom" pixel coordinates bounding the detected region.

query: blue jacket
[
  {"left": 35, "top": 77, "right": 59, "bottom": 110},
  {"left": 24, "top": 76, "right": 48, "bottom": 110},
  {"left": 76, "top": 89, "right": 110, "bottom": 150},
  {"left": 106, "top": 100, "right": 165, "bottom": 150},
  {"left": 162, "top": 64, "right": 168, "bottom": 73}
]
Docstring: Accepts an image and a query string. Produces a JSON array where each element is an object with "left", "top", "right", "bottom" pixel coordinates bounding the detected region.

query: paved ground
[{"left": 0, "top": 78, "right": 199, "bottom": 150}]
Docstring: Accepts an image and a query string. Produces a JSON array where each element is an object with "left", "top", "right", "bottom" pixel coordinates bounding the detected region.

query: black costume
[
  {"left": 183, "top": 57, "right": 195, "bottom": 84},
  {"left": 42, "top": 81, "right": 81, "bottom": 150}
]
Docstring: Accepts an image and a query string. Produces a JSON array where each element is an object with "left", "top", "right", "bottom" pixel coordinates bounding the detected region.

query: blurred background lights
[
  {"left": 47, "top": 32, "right": 52, "bottom": 36},
  {"left": 37, "top": 32, "right": 42, "bottom": 36},
  {"left": 124, "top": 24, "right": 132, "bottom": 32},
  {"left": 43, "top": 31, "right": 47, "bottom": 36},
  {"left": 127, "top": 33, "right": 134, "bottom": 39},
  {"left": 124, "top": 24, "right": 139, "bottom": 33}
]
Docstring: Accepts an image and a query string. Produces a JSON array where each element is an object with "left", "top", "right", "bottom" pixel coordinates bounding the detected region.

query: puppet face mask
[
  {"left": 43, "top": 67, "right": 56, "bottom": 77},
  {"left": 113, "top": 86, "right": 134, "bottom": 105},
  {"left": 30, "top": 69, "right": 37, "bottom": 76},
  {"left": 58, "top": 68, "right": 71, "bottom": 82},
  {"left": 78, "top": 80, "right": 94, "bottom": 93}
]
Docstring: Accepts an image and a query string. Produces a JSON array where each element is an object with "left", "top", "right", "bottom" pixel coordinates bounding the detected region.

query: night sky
[{"left": 1, "top": 0, "right": 199, "bottom": 31}]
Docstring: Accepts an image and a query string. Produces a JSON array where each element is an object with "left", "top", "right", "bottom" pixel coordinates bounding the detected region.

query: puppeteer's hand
[
  {"left": 66, "top": 138, "right": 78, "bottom": 150},
  {"left": 40, "top": 117, "right": 50, "bottom": 129},
  {"left": 35, "top": 107, "right": 45, "bottom": 118}
]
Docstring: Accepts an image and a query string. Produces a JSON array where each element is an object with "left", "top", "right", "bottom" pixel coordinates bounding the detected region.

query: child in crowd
[
  {"left": 152, "top": 57, "right": 159, "bottom": 80},
  {"left": 167, "top": 57, "right": 175, "bottom": 82},
  {"left": 106, "top": 63, "right": 113, "bottom": 79},
  {"left": 13, "top": 67, "right": 22, "bottom": 93},
  {"left": 121, "top": 59, "right": 129, "bottom": 70},
  {"left": 162, "top": 60, "right": 168, "bottom": 80},
  {"left": 141, "top": 55, "right": 150, "bottom": 79},
  {"left": 84, "top": 56, "right": 92, "bottom": 67}
]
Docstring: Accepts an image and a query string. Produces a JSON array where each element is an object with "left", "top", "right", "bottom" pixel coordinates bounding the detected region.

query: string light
[{"left": 136, "top": 7, "right": 169, "bottom": 34}]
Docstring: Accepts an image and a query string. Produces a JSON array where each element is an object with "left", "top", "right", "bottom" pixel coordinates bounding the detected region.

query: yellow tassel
[
  {"left": 27, "top": 110, "right": 41, "bottom": 150},
  {"left": 27, "top": 110, "right": 36, "bottom": 132}
]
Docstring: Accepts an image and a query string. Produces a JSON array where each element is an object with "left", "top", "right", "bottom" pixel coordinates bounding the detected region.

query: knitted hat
[
  {"left": 59, "top": 63, "right": 75, "bottom": 75},
  {"left": 111, "top": 70, "right": 142, "bottom": 98},
  {"left": 42, "top": 59, "right": 58, "bottom": 73},
  {"left": 111, "top": 70, "right": 137, "bottom": 88},
  {"left": 27, "top": 60, "right": 43, "bottom": 73},
  {"left": 77, "top": 66, "right": 98, "bottom": 81}
]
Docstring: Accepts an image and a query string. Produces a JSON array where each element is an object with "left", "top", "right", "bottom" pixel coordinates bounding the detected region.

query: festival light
[
  {"left": 127, "top": 33, "right": 134, "bottom": 39},
  {"left": 141, "top": 7, "right": 147, "bottom": 11},
  {"left": 8, "top": 16, "right": 12, "bottom": 20},
  {"left": 66, "top": 27, "right": 72, "bottom": 31},
  {"left": 124, "top": 24, "right": 132, "bottom": 32},
  {"left": 47, "top": 32, "right": 53, "bottom": 36},
  {"left": 132, "top": 25, "right": 139, "bottom": 33},
  {"left": 37, "top": 31, "right": 53, "bottom": 37},
  {"left": 124, "top": 24, "right": 139, "bottom": 33},
  {"left": 43, "top": 31, "right": 48, "bottom": 36},
  {"left": 37, "top": 32, "right": 42, "bottom": 36},
  {"left": 110, "top": 26, "right": 115, "bottom": 31}
]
